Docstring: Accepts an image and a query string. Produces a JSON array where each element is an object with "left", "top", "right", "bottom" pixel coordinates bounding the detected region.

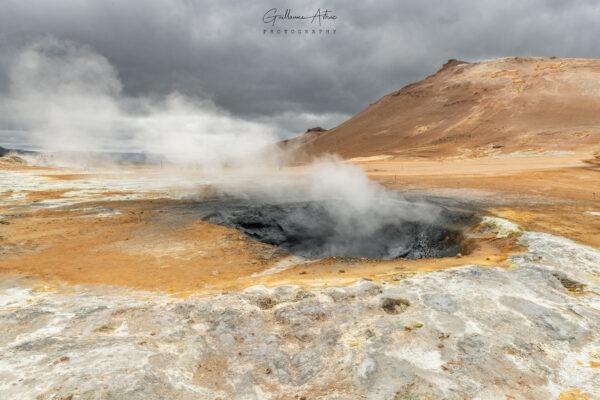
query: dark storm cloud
[{"left": 1, "top": 0, "right": 599, "bottom": 146}]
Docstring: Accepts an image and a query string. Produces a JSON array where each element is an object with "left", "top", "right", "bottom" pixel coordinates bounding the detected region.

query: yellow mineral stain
[{"left": 558, "top": 389, "right": 590, "bottom": 400}]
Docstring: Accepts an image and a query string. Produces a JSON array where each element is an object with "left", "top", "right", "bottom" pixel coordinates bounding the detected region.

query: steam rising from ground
[
  {"left": 1, "top": 37, "right": 465, "bottom": 257},
  {"left": 199, "top": 158, "right": 473, "bottom": 260},
  {"left": 2, "top": 36, "right": 278, "bottom": 166},
  {"left": 213, "top": 157, "right": 442, "bottom": 226}
]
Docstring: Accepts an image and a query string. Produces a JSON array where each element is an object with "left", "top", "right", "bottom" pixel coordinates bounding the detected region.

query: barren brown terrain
[
  {"left": 1, "top": 57, "right": 599, "bottom": 400},
  {"left": 281, "top": 56, "right": 600, "bottom": 256},
  {"left": 362, "top": 151, "right": 600, "bottom": 249},
  {"left": 0, "top": 150, "right": 598, "bottom": 295},
  {"left": 1, "top": 57, "right": 599, "bottom": 295},
  {"left": 0, "top": 165, "right": 520, "bottom": 295},
  {"left": 285, "top": 57, "right": 600, "bottom": 160}
]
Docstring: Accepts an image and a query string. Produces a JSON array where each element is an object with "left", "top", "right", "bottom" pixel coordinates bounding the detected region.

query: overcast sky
[{"left": 1, "top": 0, "right": 600, "bottom": 151}]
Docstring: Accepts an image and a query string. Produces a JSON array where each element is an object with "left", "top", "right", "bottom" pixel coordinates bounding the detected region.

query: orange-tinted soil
[
  {"left": 360, "top": 152, "right": 600, "bottom": 249},
  {"left": 0, "top": 193, "right": 516, "bottom": 296},
  {"left": 284, "top": 58, "right": 600, "bottom": 160},
  {"left": 1, "top": 150, "right": 598, "bottom": 295}
]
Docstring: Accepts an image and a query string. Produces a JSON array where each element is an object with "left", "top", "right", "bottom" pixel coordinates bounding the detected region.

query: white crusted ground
[{"left": 1, "top": 218, "right": 599, "bottom": 399}]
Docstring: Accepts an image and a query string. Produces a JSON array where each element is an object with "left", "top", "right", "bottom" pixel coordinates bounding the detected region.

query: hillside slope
[{"left": 285, "top": 57, "right": 600, "bottom": 160}]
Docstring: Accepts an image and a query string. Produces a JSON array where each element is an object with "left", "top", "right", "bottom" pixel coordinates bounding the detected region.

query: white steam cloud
[
  {"left": 2, "top": 36, "right": 278, "bottom": 165},
  {"left": 0, "top": 37, "right": 459, "bottom": 260},
  {"left": 204, "top": 155, "right": 456, "bottom": 260}
]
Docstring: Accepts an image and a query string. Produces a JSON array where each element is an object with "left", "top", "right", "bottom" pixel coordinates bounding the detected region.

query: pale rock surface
[{"left": 1, "top": 221, "right": 599, "bottom": 399}]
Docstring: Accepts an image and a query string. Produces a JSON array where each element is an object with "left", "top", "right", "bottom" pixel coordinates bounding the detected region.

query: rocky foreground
[{"left": 1, "top": 218, "right": 599, "bottom": 399}]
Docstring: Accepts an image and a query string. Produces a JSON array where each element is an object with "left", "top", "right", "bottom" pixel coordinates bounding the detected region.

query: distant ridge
[
  {"left": 283, "top": 57, "right": 600, "bottom": 160},
  {"left": 0, "top": 146, "right": 167, "bottom": 165}
]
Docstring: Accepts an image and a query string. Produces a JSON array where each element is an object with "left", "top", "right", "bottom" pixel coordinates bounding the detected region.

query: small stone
[
  {"left": 381, "top": 297, "right": 410, "bottom": 314},
  {"left": 552, "top": 273, "right": 586, "bottom": 293},
  {"left": 256, "top": 296, "right": 275, "bottom": 310}
]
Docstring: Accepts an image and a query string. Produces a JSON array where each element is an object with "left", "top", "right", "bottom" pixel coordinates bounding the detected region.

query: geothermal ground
[
  {"left": 1, "top": 57, "right": 600, "bottom": 399},
  {"left": 1, "top": 148, "right": 599, "bottom": 399}
]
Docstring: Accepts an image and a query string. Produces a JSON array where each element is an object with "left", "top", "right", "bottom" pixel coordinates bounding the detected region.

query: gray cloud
[{"left": 1, "top": 0, "right": 599, "bottom": 149}]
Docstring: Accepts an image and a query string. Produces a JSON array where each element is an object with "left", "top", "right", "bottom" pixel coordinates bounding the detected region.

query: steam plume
[
  {"left": 2, "top": 36, "right": 279, "bottom": 166},
  {"left": 0, "top": 37, "right": 457, "bottom": 260}
]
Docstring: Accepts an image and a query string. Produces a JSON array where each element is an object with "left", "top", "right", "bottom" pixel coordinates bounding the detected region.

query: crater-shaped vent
[{"left": 202, "top": 199, "right": 475, "bottom": 260}]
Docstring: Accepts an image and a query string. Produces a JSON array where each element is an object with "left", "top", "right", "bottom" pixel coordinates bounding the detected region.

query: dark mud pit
[{"left": 196, "top": 196, "right": 477, "bottom": 260}]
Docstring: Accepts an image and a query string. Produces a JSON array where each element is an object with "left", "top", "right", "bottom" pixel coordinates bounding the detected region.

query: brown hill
[{"left": 284, "top": 57, "right": 600, "bottom": 160}]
